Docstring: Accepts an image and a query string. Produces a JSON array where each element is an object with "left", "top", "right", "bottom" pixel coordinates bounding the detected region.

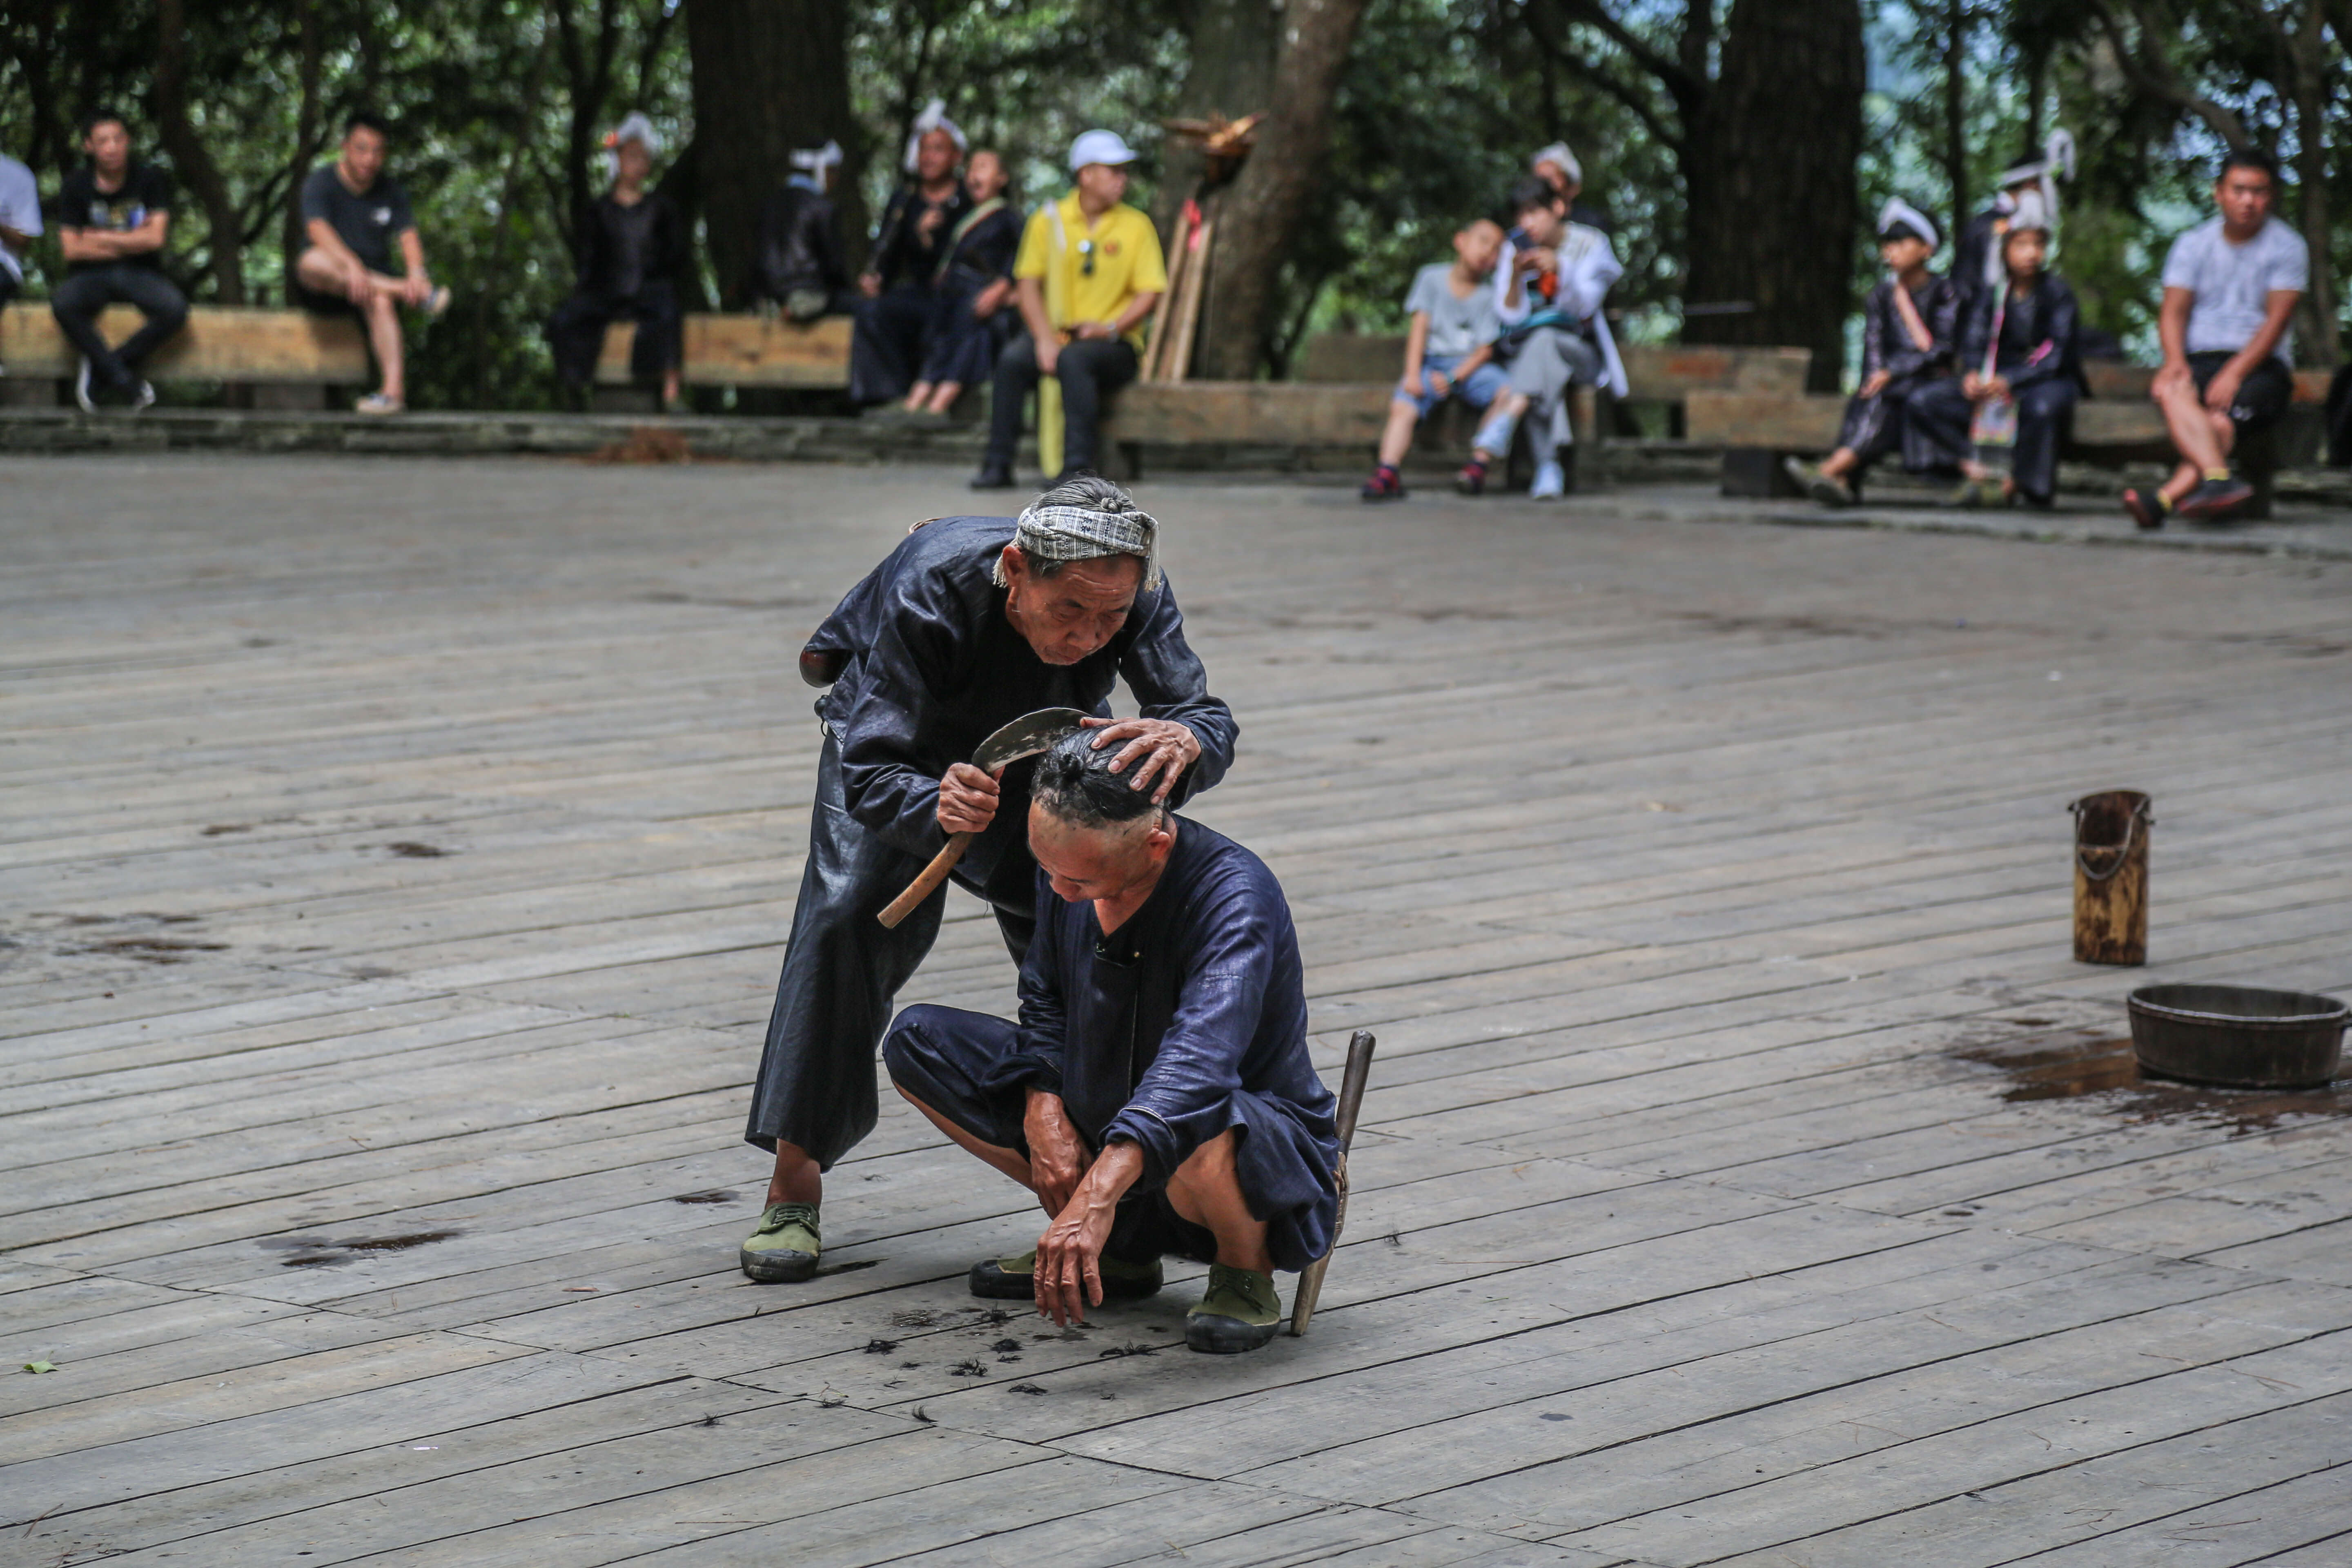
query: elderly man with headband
[{"left": 737, "top": 474, "right": 1238, "bottom": 1284}]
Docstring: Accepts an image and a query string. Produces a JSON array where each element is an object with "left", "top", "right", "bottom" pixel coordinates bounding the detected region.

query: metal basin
[{"left": 2128, "top": 984, "right": 2349, "bottom": 1089}]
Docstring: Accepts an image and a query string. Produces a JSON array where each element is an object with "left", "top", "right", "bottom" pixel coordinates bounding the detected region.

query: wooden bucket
[{"left": 2071, "top": 790, "right": 2151, "bottom": 965}]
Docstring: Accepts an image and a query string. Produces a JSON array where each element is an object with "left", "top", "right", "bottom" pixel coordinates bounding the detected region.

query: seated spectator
[
  {"left": 2124, "top": 148, "right": 2307, "bottom": 529},
  {"left": 1785, "top": 200, "right": 1961, "bottom": 507},
  {"left": 1907, "top": 193, "right": 2080, "bottom": 510},
  {"left": 1952, "top": 129, "right": 2074, "bottom": 318},
  {"left": 1361, "top": 217, "right": 1509, "bottom": 500},
  {"left": 899, "top": 149, "right": 1022, "bottom": 419},
  {"left": 50, "top": 110, "right": 185, "bottom": 414},
  {"left": 0, "top": 144, "right": 39, "bottom": 372},
  {"left": 757, "top": 141, "right": 856, "bottom": 322},
  {"left": 1489, "top": 170, "right": 1627, "bottom": 501},
  {"left": 546, "top": 113, "right": 688, "bottom": 410},
  {"left": 292, "top": 111, "right": 449, "bottom": 416},
  {"left": 851, "top": 101, "right": 971, "bottom": 408},
  {"left": 972, "top": 130, "right": 1166, "bottom": 490}
]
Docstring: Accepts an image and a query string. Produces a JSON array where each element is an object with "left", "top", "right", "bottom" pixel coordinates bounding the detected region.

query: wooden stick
[
  {"left": 1143, "top": 202, "right": 1193, "bottom": 383},
  {"left": 1166, "top": 209, "right": 1215, "bottom": 385},
  {"left": 877, "top": 831, "right": 972, "bottom": 929},
  {"left": 1289, "top": 1029, "right": 1376, "bottom": 1337}
]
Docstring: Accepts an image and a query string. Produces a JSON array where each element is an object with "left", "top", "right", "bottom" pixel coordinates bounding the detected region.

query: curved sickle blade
[{"left": 972, "top": 707, "right": 1089, "bottom": 771}]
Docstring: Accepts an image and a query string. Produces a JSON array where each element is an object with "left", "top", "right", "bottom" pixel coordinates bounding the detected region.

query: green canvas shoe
[
  {"left": 739, "top": 1202, "right": 820, "bottom": 1283},
  {"left": 968, "top": 1248, "right": 1164, "bottom": 1301},
  {"left": 1185, "top": 1263, "right": 1283, "bottom": 1353}
]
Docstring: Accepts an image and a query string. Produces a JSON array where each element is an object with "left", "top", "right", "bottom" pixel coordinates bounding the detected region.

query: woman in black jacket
[
  {"left": 546, "top": 115, "right": 689, "bottom": 408},
  {"left": 899, "top": 150, "right": 1024, "bottom": 418},
  {"left": 1907, "top": 194, "right": 2082, "bottom": 509}
]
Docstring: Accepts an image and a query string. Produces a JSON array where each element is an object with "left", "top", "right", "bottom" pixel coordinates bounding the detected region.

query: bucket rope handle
[{"left": 2071, "top": 797, "right": 2151, "bottom": 883}]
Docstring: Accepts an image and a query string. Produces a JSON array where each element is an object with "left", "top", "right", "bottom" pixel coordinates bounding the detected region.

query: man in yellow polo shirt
[{"left": 973, "top": 129, "right": 1167, "bottom": 490}]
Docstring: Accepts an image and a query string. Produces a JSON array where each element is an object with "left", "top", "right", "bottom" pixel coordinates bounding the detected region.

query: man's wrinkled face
[
  {"left": 343, "top": 126, "right": 387, "bottom": 186},
  {"left": 1030, "top": 807, "right": 1161, "bottom": 904},
  {"left": 85, "top": 121, "right": 129, "bottom": 177},
  {"left": 1002, "top": 549, "right": 1140, "bottom": 666},
  {"left": 1076, "top": 162, "right": 1129, "bottom": 207},
  {"left": 916, "top": 128, "right": 960, "bottom": 184},
  {"left": 2216, "top": 167, "right": 2274, "bottom": 230}
]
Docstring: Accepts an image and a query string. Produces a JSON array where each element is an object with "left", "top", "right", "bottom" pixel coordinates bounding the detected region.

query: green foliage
[{"left": 2, "top": 0, "right": 2343, "bottom": 403}]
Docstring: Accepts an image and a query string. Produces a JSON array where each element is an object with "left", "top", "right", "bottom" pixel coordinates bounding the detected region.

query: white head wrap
[
  {"left": 903, "top": 99, "right": 967, "bottom": 173},
  {"left": 993, "top": 497, "right": 1161, "bottom": 592},
  {"left": 1876, "top": 197, "right": 1940, "bottom": 252},
  {"left": 2007, "top": 190, "right": 2053, "bottom": 236},
  {"left": 603, "top": 112, "right": 661, "bottom": 182},
  {"left": 1531, "top": 141, "right": 1581, "bottom": 187},
  {"left": 789, "top": 140, "right": 843, "bottom": 185}
]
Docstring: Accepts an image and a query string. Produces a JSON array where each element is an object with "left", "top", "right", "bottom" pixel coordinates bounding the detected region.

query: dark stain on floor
[
  {"left": 1953, "top": 1028, "right": 2352, "bottom": 1136},
  {"left": 261, "top": 1229, "right": 464, "bottom": 1267}
]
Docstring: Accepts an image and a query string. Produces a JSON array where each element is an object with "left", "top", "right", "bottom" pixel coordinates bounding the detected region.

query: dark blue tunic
[
  {"left": 746, "top": 514, "right": 1237, "bottom": 1170},
  {"left": 884, "top": 819, "right": 1341, "bottom": 1272}
]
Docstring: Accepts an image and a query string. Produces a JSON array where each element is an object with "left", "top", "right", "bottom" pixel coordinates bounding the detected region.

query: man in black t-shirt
[
  {"left": 50, "top": 109, "right": 187, "bottom": 414},
  {"left": 290, "top": 111, "right": 448, "bottom": 415}
]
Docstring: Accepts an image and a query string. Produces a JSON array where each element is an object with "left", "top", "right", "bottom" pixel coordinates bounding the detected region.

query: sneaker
[
  {"left": 969, "top": 1248, "right": 1164, "bottom": 1301},
  {"left": 1359, "top": 466, "right": 1405, "bottom": 502},
  {"left": 423, "top": 284, "right": 453, "bottom": 318},
  {"left": 1453, "top": 459, "right": 1488, "bottom": 497},
  {"left": 74, "top": 358, "right": 97, "bottom": 415},
  {"left": 2120, "top": 487, "right": 2167, "bottom": 531},
  {"left": 1528, "top": 459, "right": 1566, "bottom": 500},
  {"left": 969, "top": 466, "right": 1016, "bottom": 491},
  {"left": 129, "top": 380, "right": 156, "bottom": 414},
  {"left": 1185, "top": 1263, "right": 1283, "bottom": 1354},
  {"left": 354, "top": 392, "right": 404, "bottom": 416},
  {"left": 739, "top": 1202, "right": 821, "bottom": 1282},
  {"left": 2174, "top": 475, "right": 2254, "bottom": 519}
]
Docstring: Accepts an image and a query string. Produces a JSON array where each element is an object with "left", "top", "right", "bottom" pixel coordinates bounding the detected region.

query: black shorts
[
  {"left": 882, "top": 1004, "right": 1218, "bottom": 1267},
  {"left": 2188, "top": 350, "right": 2293, "bottom": 435}
]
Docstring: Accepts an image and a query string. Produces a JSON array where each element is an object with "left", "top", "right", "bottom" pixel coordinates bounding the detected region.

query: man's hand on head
[
  {"left": 937, "top": 762, "right": 1001, "bottom": 834},
  {"left": 1023, "top": 1089, "right": 1089, "bottom": 1219},
  {"left": 1082, "top": 716, "right": 1199, "bottom": 804}
]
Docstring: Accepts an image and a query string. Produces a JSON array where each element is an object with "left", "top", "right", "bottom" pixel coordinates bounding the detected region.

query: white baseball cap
[{"left": 1069, "top": 129, "right": 1139, "bottom": 172}]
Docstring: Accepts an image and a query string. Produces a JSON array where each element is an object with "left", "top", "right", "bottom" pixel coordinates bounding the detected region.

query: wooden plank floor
[{"left": 4, "top": 455, "right": 2351, "bottom": 1567}]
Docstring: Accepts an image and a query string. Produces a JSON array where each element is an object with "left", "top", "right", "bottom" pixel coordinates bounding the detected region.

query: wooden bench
[
  {"left": 0, "top": 302, "right": 370, "bottom": 408},
  {"left": 1699, "top": 365, "right": 2333, "bottom": 519},
  {"left": 592, "top": 314, "right": 851, "bottom": 405},
  {"left": 1100, "top": 338, "right": 1816, "bottom": 482}
]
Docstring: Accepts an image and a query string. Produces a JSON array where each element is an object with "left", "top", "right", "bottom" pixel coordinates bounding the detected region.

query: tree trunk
[
  {"left": 1152, "top": 0, "right": 1281, "bottom": 240},
  {"left": 685, "top": 0, "right": 863, "bottom": 307},
  {"left": 1194, "top": 0, "right": 1372, "bottom": 379},
  {"left": 282, "top": 0, "right": 323, "bottom": 298},
  {"left": 155, "top": 0, "right": 245, "bottom": 302},
  {"left": 1942, "top": 0, "right": 1968, "bottom": 243},
  {"left": 1681, "top": 0, "right": 1864, "bottom": 392},
  {"left": 2287, "top": 7, "right": 2338, "bottom": 366}
]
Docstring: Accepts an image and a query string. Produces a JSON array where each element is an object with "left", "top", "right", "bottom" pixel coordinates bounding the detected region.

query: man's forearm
[
  {"left": 1017, "top": 278, "right": 1055, "bottom": 346},
  {"left": 1110, "top": 292, "right": 1159, "bottom": 337},
  {"left": 1066, "top": 1141, "right": 1143, "bottom": 1218},
  {"left": 2230, "top": 296, "right": 2299, "bottom": 377},
  {"left": 2157, "top": 291, "right": 2192, "bottom": 367}
]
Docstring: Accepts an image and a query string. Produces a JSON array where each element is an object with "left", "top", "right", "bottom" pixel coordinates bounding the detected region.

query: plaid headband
[{"left": 998, "top": 501, "right": 1161, "bottom": 591}]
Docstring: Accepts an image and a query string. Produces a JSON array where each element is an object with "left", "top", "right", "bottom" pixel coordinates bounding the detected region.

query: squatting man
[{"left": 735, "top": 478, "right": 1336, "bottom": 1348}]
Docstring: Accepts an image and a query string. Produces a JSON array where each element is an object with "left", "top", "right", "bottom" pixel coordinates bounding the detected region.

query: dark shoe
[
  {"left": 969, "top": 466, "right": 1016, "bottom": 491},
  {"left": 969, "top": 1248, "right": 1164, "bottom": 1301},
  {"left": 1453, "top": 459, "right": 1487, "bottom": 496},
  {"left": 1785, "top": 456, "right": 1854, "bottom": 508},
  {"left": 1360, "top": 466, "right": 1405, "bottom": 501},
  {"left": 2121, "top": 487, "right": 2167, "bottom": 531},
  {"left": 1185, "top": 1263, "right": 1283, "bottom": 1353},
  {"left": 739, "top": 1202, "right": 820, "bottom": 1283},
  {"left": 2174, "top": 475, "right": 2254, "bottom": 519}
]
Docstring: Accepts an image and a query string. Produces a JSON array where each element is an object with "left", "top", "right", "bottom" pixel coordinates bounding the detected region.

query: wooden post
[{"left": 2071, "top": 790, "right": 2151, "bottom": 965}]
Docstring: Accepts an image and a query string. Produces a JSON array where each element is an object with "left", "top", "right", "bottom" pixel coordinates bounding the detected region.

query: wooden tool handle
[
  {"left": 878, "top": 831, "right": 973, "bottom": 929},
  {"left": 1290, "top": 1029, "right": 1377, "bottom": 1338}
]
